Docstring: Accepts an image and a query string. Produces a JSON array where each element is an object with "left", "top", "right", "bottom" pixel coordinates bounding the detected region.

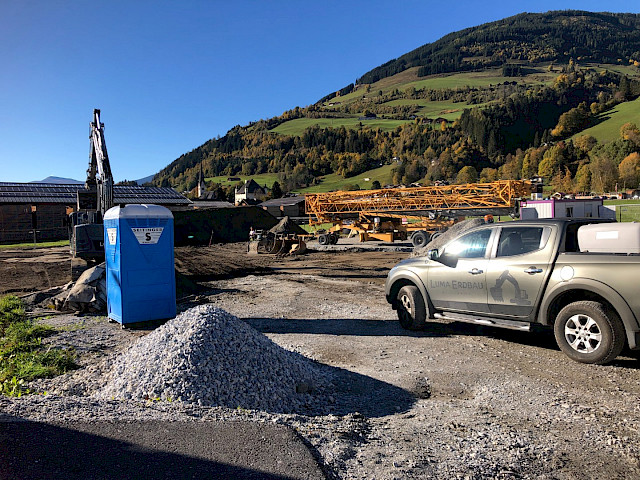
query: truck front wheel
[
  {"left": 553, "top": 301, "right": 625, "bottom": 365},
  {"left": 396, "top": 285, "right": 426, "bottom": 331}
]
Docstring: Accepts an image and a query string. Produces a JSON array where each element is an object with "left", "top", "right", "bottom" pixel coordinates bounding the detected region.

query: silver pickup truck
[{"left": 385, "top": 219, "right": 640, "bottom": 364}]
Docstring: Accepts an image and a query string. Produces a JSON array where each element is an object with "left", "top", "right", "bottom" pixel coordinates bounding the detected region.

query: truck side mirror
[{"left": 427, "top": 249, "right": 439, "bottom": 260}]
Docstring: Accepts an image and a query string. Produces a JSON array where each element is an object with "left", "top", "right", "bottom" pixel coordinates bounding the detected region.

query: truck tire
[
  {"left": 318, "top": 234, "right": 329, "bottom": 245},
  {"left": 329, "top": 233, "right": 339, "bottom": 244},
  {"left": 396, "top": 285, "right": 426, "bottom": 331},
  {"left": 553, "top": 301, "right": 625, "bottom": 365},
  {"left": 411, "top": 231, "right": 428, "bottom": 248}
]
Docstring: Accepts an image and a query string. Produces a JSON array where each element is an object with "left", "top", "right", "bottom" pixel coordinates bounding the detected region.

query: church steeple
[{"left": 197, "top": 162, "right": 206, "bottom": 198}]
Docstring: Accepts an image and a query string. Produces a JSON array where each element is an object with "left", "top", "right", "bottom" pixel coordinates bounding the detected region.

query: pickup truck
[{"left": 385, "top": 218, "right": 640, "bottom": 364}]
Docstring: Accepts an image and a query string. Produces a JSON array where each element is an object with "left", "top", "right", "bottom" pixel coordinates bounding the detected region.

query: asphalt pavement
[{"left": 0, "top": 418, "right": 326, "bottom": 480}]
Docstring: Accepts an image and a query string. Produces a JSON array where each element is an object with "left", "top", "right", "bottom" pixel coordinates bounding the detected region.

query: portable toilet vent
[{"left": 104, "top": 204, "right": 176, "bottom": 325}]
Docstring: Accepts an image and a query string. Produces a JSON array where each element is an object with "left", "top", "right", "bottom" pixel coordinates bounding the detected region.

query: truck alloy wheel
[
  {"left": 396, "top": 285, "right": 426, "bottom": 330},
  {"left": 553, "top": 301, "right": 625, "bottom": 364}
]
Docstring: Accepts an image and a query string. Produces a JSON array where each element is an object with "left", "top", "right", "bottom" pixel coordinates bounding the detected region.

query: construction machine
[
  {"left": 247, "top": 216, "right": 308, "bottom": 256},
  {"left": 69, "top": 109, "right": 114, "bottom": 275},
  {"left": 305, "top": 180, "right": 539, "bottom": 247}
]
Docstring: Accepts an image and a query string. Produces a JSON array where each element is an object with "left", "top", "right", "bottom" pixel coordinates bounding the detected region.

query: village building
[
  {"left": 258, "top": 196, "right": 306, "bottom": 219},
  {"left": 0, "top": 182, "right": 191, "bottom": 244},
  {"left": 234, "top": 179, "right": 267, "bottom": 206}
]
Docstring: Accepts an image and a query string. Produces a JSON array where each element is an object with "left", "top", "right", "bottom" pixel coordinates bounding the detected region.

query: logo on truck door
[{"left": 131, "top": 227, "right": 164, "bottom": 245}]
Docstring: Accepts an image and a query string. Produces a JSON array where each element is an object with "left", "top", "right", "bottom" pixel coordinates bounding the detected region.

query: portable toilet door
[{"left": 103, "top": 204, "right": 176, "bottom": 325}]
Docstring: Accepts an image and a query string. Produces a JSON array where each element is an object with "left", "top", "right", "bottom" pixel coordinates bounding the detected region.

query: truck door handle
[
  {"left": 469, "top": 268, "right": 483, "bottom": 275},
  {"left": 524, "top": 267, "right": 543, "bottom": 274}
]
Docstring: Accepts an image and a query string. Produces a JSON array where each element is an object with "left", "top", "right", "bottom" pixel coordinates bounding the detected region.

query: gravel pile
[{"left": 93, "top": 305, "right": 332, "bottom": 413}]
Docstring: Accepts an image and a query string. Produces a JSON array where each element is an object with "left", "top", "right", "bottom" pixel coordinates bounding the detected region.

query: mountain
[
  {"left": 31, "top": 176, "right": 83, "bottom": 184},
  {"left": 152, "top": 10, "right": 640, "bottom": 196},
  {"left": 355, "top": 11, "right": 640, "bottom": 85}
]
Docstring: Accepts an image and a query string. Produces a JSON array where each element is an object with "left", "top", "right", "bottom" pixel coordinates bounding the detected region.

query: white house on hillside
[{"left": 235, "top": 179, "right": 267, "bottom": 205}]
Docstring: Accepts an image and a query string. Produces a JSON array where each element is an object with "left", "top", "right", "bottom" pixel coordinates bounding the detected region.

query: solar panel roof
[{"left": 0, "top": 182, "right": 191, "bottom": 205}]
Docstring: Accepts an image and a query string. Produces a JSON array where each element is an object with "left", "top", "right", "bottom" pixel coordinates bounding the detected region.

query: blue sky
[{"left": 0, "top": 1, "right": 636, "bottom": 183}]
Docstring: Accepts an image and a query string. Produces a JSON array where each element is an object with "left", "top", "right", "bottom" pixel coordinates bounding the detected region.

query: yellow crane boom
[
  {"left": 304, "top": 180, "right": 536, "bottom": 244},
  {"left": 305, "top": 180, "right": 533, "bottom": 223}
]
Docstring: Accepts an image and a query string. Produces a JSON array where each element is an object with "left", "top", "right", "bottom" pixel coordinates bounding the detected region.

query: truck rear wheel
[
  {"left": 397, "top": 285, "right": 426, "bottom": 330},
  {"left": 411, "top": 231, "right": 428, "bottom": 248},
  {"left": 553, "top": 301, "right": 625, "bottom": 365}
]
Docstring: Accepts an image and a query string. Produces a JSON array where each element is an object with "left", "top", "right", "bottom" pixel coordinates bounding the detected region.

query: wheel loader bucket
[
  {"left": 266, "top": 238, "right": 283, "bottom": 254},
  {"left": 289, "top": 239, "right": 306, "bottom": 255}
]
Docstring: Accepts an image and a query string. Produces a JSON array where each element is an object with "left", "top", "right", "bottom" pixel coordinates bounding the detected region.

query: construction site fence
[
  {"left": 0, "top": 227, "right": 69, "bottom": 245},
  {"left": 613, "top": 204, "right": 640, "bottom": 222}
]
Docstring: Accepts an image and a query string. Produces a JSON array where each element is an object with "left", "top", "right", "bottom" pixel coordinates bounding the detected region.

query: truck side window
[
  {"left": 444, "top": 229, "right": 492, "bottom": 259},
  {"left": 497, "top": 227, "right": 547, "bottom": 257}
]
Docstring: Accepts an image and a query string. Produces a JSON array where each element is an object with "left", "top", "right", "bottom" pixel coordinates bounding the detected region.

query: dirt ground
[{"left": 3, "top": 243, "right": 640, "bottom": 479}]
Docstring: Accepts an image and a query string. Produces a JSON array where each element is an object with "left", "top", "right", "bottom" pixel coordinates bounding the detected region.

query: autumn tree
[
  {"left": 574, "top": 135, "right": 597, "bottom": 154},
  {"left": 456, "top": 166, "right": 478, "bottom": 184},
  {"left": 620, "top": 122, "right": 640, "bottom": 147},
  {"left": 589, "top": 153, "right": 619, "bottom": 193},
  {"left": 574, "top": 163, "right": 592, "bottom": 193},
  {"left": 479, "top": 167, "right": 499, "bottom": 183},
  {"left": 551, "top": 103, "right": 591, "bottom": 138},
  {"left": 537, "top": 144, "right": 567, "bottom": 179},
  {"left": 618, "top": 152, "right": 640, "bottom": 189},
  {"left": 550, "top": 168, "right": 574, "bottom": 193}
]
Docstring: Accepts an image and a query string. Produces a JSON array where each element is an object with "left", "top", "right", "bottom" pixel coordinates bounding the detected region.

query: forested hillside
[
  {"left": 152, "top": 10, "right": 640, "bottom": 198},
  {"left": 356, "top": 11, "right": 640, "bottom": 84}
]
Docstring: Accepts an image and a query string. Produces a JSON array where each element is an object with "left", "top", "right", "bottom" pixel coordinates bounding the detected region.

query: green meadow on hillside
[
  {"left": 296, "top": 164, "right": 395, "bottom": 193},
  {"left": 273, "top": 67, "right": 560, "bottom": 136},
  {"left": 574, "top": 96, "right": 640, "bottom": 144},
  {"left": 271, "top": 117, "right": 409, "bottom": 136},
  {"left": 205, "top": 173, "right": 278, "bottom": 188}
]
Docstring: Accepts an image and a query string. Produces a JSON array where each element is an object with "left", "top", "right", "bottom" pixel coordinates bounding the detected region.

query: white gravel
[{"left": 93, "top": 305, "right": 333, "bottom": 413}]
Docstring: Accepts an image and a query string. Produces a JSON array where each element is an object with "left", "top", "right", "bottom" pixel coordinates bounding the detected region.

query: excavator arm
[
  {"left": 85, "top": 108, "right": 114, "bottom": 217},
  {"left": 70, "top": 109, "right": 115, "bottom": 270}
]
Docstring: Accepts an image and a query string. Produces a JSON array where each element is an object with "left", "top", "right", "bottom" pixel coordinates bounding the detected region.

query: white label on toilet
[
  {"left": 107, "top": 228, "right": 117, "bottom": 245},
  {"left": 132, "top": 227, "right": 164, "bottom": 244}
]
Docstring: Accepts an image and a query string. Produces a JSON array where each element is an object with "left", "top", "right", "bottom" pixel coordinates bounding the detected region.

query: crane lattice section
[{"left": 305, "top": 180, "right": 532, "bottom": 223}]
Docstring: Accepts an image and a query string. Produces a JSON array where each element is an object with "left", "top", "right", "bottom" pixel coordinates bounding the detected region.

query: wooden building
[{"left": 259, "top": 196, "right": 306, "bottom": 219}]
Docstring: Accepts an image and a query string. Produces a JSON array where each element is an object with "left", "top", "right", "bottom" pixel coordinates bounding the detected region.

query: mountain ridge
[{"left": 151, "top": 10, "right": 640, "bottom": 197}]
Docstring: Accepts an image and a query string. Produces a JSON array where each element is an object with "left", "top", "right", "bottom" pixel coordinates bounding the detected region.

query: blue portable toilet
[{"left": 103, "top": 204, "right": 176, "bottom": 325}]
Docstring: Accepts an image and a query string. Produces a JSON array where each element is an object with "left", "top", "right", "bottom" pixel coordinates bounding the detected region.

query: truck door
[
  {"left": 427, "top": 228, "right": 493, "bottom": 314},
  {"left": 486, "top": 226, "right": 555, "bottom": 318}
]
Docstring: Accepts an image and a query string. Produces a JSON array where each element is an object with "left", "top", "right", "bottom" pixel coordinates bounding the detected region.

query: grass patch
[
  {"left": 271, "top": 117, "right": 409, "bottom": 136},
  {"left": 297, "top": 164, "right": 396, "bottom": 194},
  {"left": 0, "top": 240, "right": 69, "bottom": 249},
  {"left": 204, "top": 173, "right": 278, "bottom": 188},
  {"left": 573, "top": 96, "right": 640, "bottom": 144},
  {"left": 0, "top": 295, "right": 77, "bottom": 396}
]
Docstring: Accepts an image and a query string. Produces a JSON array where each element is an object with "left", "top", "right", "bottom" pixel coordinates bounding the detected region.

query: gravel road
[{"left": 3, "top": 245, "right": 640, "bottom": 479}]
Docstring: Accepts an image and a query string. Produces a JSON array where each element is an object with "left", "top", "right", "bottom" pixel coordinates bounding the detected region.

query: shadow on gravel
[
  {"left": 0, "top": 418, "right": 325, "bottom": 480},
  {"left": 245, "top": 317, "right": 557, "bottom": 349},
  {"left": 322, "top": 365, "right": 416, "bottom": 417}
]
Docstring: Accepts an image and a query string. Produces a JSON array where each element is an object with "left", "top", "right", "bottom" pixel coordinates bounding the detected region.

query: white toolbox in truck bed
[{"left": 578, "top": 222, "right": 640, "bottom": 253}]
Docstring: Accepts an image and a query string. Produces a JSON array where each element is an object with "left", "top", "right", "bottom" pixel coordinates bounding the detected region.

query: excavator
[{"left": 68, "top": 109, "right": 114, "bottom": 276}]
